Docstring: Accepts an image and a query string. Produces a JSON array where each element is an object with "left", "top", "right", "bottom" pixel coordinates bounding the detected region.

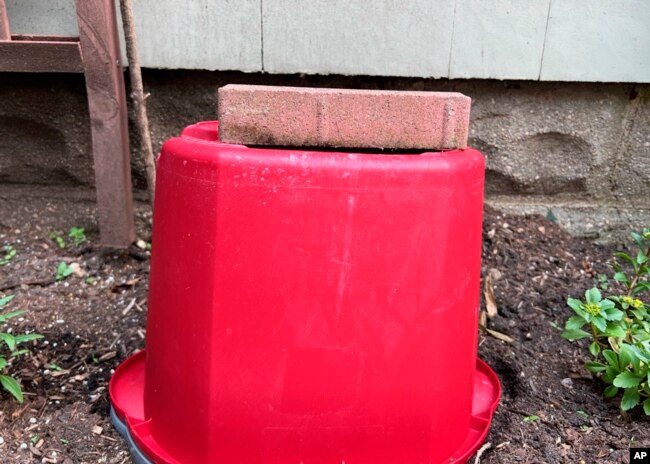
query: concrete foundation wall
[{"left": 0, "top": 71, "right": 648, "bottom": 242}]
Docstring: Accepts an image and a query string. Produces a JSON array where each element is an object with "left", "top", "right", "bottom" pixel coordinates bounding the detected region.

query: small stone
[
  {"left": 92, "top": 425, "right": 103, "bottom": 435},
  {"left": 136, "top": 239, "right": 147, "bottom": 250},
  {"left": 488, "top": 268, "right": 502, "bottom": 280},
  {"left": 561, "top": 378, "right": 574, "bottom": 388}
]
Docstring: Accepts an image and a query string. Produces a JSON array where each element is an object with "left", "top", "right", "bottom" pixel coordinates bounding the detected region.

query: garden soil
[{"left": 0, "top": 192, "right": 647, "bottom": 463}]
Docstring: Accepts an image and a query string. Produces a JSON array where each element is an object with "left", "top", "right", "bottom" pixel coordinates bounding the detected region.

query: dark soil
[{"left": 0, "top": 190, "right": 647, "bottom": 463}]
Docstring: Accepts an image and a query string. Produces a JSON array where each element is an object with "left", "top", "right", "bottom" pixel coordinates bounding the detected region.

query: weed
[
  {"left": 56, "top": 262, "right": 74, "bottom": 281},
  {"left": 0, "top": 295, "right": 43, "bottom": 403},
  {"left": 0, "top": 245, "right": 16, "bottom": 266},
  {"left": 49, "top": 232, "right": 65, "bottom": 249},
  {"left": 68, "top": 227, "right": 86, "bottom": 246},
  {"left": 563, "top": 228, "right": 650, "bottom": 415}
]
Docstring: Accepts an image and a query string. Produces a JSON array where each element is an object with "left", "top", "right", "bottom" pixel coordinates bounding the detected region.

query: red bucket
[{"left": 110, "top": 121, "right": 500, "bottom": 464}]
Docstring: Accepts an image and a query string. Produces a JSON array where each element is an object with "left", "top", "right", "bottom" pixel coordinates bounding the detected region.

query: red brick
[{"left": 217, "top": 85, "right": 471, "bottom": 150}]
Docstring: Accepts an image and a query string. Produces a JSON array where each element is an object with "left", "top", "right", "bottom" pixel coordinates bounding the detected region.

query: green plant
[
  {"left": 68, "top": 227, "right": 86, "bottom": 246},
  {"left": 49, "top": 232, "right": 65, "bottom": 249},
  {"left": 563, "top": 228, "right": 650, "bottom": 415},
  {"left": 0, "top": 245, "right": 16, "bottom": 266},
  {"left": 55, "top": 262, "right": 74, "bottom": 281},
  {"left": 0, "top": 295, "right": 43, "bottom": 403}
]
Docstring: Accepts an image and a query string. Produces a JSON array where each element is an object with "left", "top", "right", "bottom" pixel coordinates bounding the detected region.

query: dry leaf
[
  {"left": 484, "top": 274, "right": 498, "bottom": 319},
  {"left": 479, "top": 310, "right": 487, "bottom": 328},
  {"left": 485, "top": 328, "right": 514, "bottom": 343},
  {"left": 98, "top": 351, "right": 117, "bottom": 362}
]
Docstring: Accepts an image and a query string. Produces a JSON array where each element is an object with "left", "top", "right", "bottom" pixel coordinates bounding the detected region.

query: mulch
[{"left": 0, "top": 195, "right": 647, "bottom": 463}]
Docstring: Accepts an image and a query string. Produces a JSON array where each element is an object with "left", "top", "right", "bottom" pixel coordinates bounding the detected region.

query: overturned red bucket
[{"left": 110, "top": 87, "right": 500, "bottom": 464}]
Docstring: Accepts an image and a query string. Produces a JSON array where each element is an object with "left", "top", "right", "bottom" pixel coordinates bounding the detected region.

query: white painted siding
[
  {"left": 262, "top": 0, "right": 454, "bottom": 77},
  {"left": 540, "top": 0, "right": 650, "bottom": 82},
  {"left": 449, "top": 0, "right": 551, "bottom": 80},
  {"left": 4, "top": 0, "right": 650, "bottom": 82}
]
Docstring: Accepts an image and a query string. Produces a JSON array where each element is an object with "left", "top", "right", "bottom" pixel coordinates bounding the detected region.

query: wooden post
[
  {"left": 76, "top": 0, "right": 135, "bottom": 247},
  {"left": 0, "top": 0, "right": 10, "bottom": 40}
]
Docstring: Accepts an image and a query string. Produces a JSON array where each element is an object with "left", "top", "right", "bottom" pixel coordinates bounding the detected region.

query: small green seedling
[
  {"left": 0, "top": 245, "right": 16, "bottom": 266},
  {"left": 47, "top": 363, "right": 63, "bottom": 372},
  {"left": 597, "top": 274, "right": 609, "bottom": 291},
  {"left": 68, "top": 227, "right": 86, "bottom": 246},
  {"left": 523, "top": 415, "right": 540, "bottom": 423},
  {"left": 563, "top": 228, "right": 650, "bottom": 415},
  {"left": 56, "top": 262, "right": 74, "bottom": 281},
  {"left": 0, "top": 294, "right": 43, "bottom": 403},
  {"left": 49, "top": 232, "right": 65, "bottom": 249}
]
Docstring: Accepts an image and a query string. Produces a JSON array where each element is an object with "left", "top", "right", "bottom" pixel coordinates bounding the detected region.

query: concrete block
[
  {"left": 261, "top": 0, "right": 454, "bottom": 77},
  {"left": 217, "top": 85, "right": 471, "bottom": 150}
]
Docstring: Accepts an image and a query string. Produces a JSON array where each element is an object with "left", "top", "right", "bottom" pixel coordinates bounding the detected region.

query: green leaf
[
  {"left": 633, "top": 282, "right": 650, "bottom": 294},
  {"left": 613, "top": 371, "right": 643, "bottom": 388},
  {"left": 631, "top": 308, "right": 647, "bottom": 320},
  {"left": 566, "top": 315, "right": 587, "bottom": 331},
  {"left": 0, "top": 294, "right": 15, "bottom": 308},
  {"left": 604, "top": 308, "right": 624, "bottom": 321},
  {"left": 585, "top": 287, "right": 602, "bottom": 304},
  {"left": 0, "top": 310, "right": 26, "bottom": 323},
  {"left": 637, "top": 251, "right": 648, "bottom": 265},
  {"left": 603, "top": 350, "right": 619, "bottom": 369},
  {"left": 613, "top": 272, "right": 630, "bottom": 285},
  {"left": 562, "top": 329, "right": 591, "bottom": 341},
  {"left": 604, "top": 366, "right": 619, "bottom": 383},
  {"left": 0, "top": 374, "right": 23, "bottom": 403},
  {"left": 0, "top": 357, "right": 6, "bottom": 370},
  {"left": 523, "top": 415, "right": 540, "bottom": 422},
  {"left": 13, "top": 334, "right": 43, "bottom": 345},
  {"left": 605, "top": 323, "right": 627, "bottom": 338},
  {"left": 631, "top": 231, "right": 645, "bottom": 250},
  {"left": 604, "top": 385, "right": 619, "bottom": 398},
  {"left": 628, "top": 345, "right": 649, "bottom": 363},
  {"left": 589, "top": 342, "right": 601, "bottom": 357},
  {"left": 0, "top": 333, "right": 16, "bottom": 352},
  {"left": 10, "top": 349, "right": 29, "bottom": 357},
  {"left": 585, "top": 361, "right": 607, "bottom": 373},
  {"left": 644, "top": 398, "right": 650, "bottom": 416},
  {"left": 567, "top": 298, "right": 583, "bottom": 312},
  {"left": 615, "top": 251, "right": 638, "bottom": 270},
  {"left": 600, "top": 299, "right": 615, "bottom": 310},
  {"left": 621, "top": 388, "right": 640, "bottom": 411},
  {"left": 619, "top": 344, "right": 637, "bottom": 370},
  {"left": 55, "top": 262, "right": 74, "bottom": 281},
  {"left": 592, "top": 316, "right": 607, "bottom": 332}
]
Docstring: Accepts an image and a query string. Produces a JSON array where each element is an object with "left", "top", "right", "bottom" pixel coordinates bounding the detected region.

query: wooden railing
[{"left": 0, "top": 0, "right": 134, "bottom": 248}]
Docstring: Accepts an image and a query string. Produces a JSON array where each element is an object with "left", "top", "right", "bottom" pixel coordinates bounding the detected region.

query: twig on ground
[{"left": 474, "top": 442, "right": 492, "bottom": 464}]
